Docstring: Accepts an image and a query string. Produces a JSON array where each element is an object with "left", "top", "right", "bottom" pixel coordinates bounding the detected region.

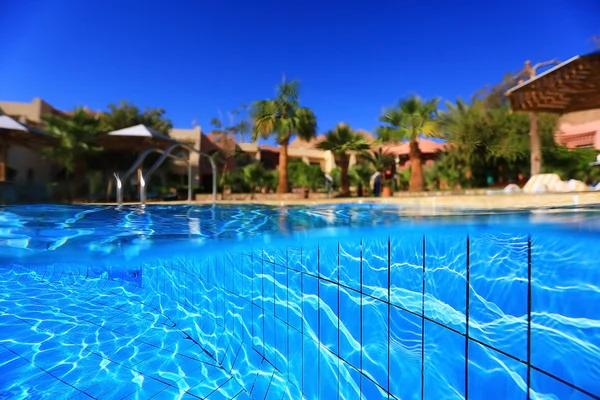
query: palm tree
[
  {"left": 362, "top": 150, "right": 395, "bottom": 190},
  {"left": 316, "top": 124, "right": 371, "bottom": 196},
  {"left": 377, "top": 96, "right": 441, "bottom": 191},
  {"left": 251, "top": 79, "right": 317, "bottom": 193}
]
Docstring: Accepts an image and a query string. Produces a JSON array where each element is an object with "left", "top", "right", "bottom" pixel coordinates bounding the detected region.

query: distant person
[
  {"left": 370, "top": 171, "right": 381, "bottom": 197},
  {"left": 325, "top": 173, "right": 333, "bottom": 198}
]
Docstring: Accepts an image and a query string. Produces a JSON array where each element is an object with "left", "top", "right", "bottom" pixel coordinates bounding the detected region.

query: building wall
[
  {"left": 0, "top": 97, "right": 60, "bottom": 125},
  {"left": 6, "top": 145, "right": 53, "bottom": 186},
  {"left": 555, "top": 109, "right": 600, "bottom": 150},
  {"left": 0, "top": 98, "right": 57, "bottom": 187}
]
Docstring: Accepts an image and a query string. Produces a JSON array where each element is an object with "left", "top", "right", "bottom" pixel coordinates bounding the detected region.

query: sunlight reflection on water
[{"left": 0, "top": 204, "right": 599, "bottom": 399}]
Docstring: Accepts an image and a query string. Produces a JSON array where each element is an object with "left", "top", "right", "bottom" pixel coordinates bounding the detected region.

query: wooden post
[
  {"left": 524, "top": 59, "right": 561, "bottom": 177},
  {"left": 0, "top": 139, "right": 7, "bottom": 181}
]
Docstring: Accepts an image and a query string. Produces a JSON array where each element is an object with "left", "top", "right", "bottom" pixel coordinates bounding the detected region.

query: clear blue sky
[{"left": 1, "top": 0, "right": 598, "bottom": 138}]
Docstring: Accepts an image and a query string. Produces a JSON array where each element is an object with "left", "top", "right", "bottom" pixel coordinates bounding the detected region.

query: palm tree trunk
[
  {"left": 340, "top": 157, "right": 350, "bottom": 196},
  {"left": 221, "top": 156, "right": 229, "bottom": 200},
  {"left": 277, "top": 142, "right": 289, "bottom": 194},
  {"left": 529, "top": 112, "right": 541, "bottom": 176},
  {"left": 409, "top": 140, "right": 424, "bottom": 191}
]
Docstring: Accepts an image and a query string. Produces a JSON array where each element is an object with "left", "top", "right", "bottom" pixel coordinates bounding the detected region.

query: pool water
[{"left": 1, "top": 204, "right": 599, "bottom": 400}]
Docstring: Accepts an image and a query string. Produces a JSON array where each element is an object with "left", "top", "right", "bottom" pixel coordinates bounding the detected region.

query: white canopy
[
  {"left": 107, "top": 124, "right": 171, "bottom": 141},
  {"left": 0, "top": 115, "right": 28, "bottom": 131}
]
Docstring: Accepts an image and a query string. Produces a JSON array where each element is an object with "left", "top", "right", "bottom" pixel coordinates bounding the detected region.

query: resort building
[
  {"left": 555, "top": 109, "right": 600, "bottom": 150},
  {"left": 0, "top": 98, "right": 62, "bottom": 186}
]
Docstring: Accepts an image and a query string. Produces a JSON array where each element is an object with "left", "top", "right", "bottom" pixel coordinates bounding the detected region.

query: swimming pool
[{"left": 1, "top": 204, "right": 599, "bottom": 399}]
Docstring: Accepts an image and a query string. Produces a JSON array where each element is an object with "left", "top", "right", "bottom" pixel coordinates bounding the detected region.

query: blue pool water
[{"left": 0, "top": 204, "right": 599, "bottom": 399}]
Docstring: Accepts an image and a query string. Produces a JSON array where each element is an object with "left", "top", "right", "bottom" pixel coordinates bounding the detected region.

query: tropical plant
[
  {"left": 361, "top": 150, "right": 396, "bottom": 192},
  {"left": 242, "top": 163, "right": 268, "bottom": 199},
  {"left": 264, "top": 169, "right": 279, "bottom": 193},
  {"left": 316, "top": 124, "right": 371, "bottom": 196},
  {"left": 543, "top": 146, "right": 600, "bottom": 183},
  {"left": 423, "top": 150, "right": 472, "bottom": 190},
  {"left": 251, "top": 78, "right": 317, "bottom": 193},
  {"left": 328, "top": 167, "right": 340, "bottom": 189},
  {"left": 222, "top": 169, "right": 249, "bottom": 193},
  {"left": 475, "top": 62, "right": 560, "bottom": 176},
  {"left": 210, "top": 111, "right": 245, "bottom": 198},
  {"left": 349, "top": 162, "right": 374, "bottom": 196},
  {"left": 440, "top": 97, "right": 558, "bottom": 187},
  {"left": 41, "top": 108, "right": 103, "bottom": 196},
  {"left": 288, "top": 160, "right": 324, "bottom": 192},
  {"left": 377, "top": 96, "right": 441, "bottom": 191},
  {"left": 99, "top": 101, "right": 173, "bottom": 134}
]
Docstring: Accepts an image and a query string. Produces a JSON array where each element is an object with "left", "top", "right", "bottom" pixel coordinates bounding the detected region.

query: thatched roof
[{"left": 506, "top": 51, "right": 600, "bottom": 113}]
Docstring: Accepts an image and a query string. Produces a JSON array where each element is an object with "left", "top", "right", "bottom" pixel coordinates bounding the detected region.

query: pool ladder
[{"left": 113, "top": 143, "right": 217, "bottom": 206}]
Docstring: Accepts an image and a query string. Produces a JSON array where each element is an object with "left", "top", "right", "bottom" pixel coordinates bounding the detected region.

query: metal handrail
[
  {"left": 140, "top": 143, "right": 217, "bottom": 206},
  {"left": 114, "top": 148, "right": 192, "bottom": 205}
]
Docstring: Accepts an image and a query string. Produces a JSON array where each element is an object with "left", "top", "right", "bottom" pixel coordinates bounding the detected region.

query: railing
[
  {"left": 139, "top": 143, "right": 217, "bottom": 206},
  {"left": 113, "top": 144, "right": 217, "bottom": 206}
]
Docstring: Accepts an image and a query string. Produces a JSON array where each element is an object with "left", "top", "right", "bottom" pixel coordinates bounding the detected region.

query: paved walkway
[{"left": 90, "top": 191, "right": 600, "bottom": 210}]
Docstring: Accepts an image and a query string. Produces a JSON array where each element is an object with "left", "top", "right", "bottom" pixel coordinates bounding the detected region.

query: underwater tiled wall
[{"left": 140, "top": 232, "right": 600, "bottom": 399}]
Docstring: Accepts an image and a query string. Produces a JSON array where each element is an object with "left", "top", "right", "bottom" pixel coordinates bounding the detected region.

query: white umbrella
[
  {"left": 99, "top": 124, "right": 174, "bottom": 151},
  {"left": 590, "top": 154, "right": 600, "bottom": 167},
  {"left": 106, "top": 124, "right": 171, "bottom": 140}
]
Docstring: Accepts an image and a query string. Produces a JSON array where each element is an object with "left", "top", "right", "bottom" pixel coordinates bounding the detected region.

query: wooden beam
[{"left": 0, "top": 139, "right": 6, "bottom": 182}]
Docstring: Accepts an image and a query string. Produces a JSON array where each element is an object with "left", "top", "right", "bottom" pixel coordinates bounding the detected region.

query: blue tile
[
  {"left": 250, "top": 360, "right": 274, "bottom": 399},
  {"left": 274, "top": 318, "right": 288, "bottom": 376},
  {"left": 389, "top": 306, "right": 421, "bottom": 400},
  {"left": 423, "top": 320, "right": 465, "bottom": 400},
  {"left": 302, "top": 274, "right": 318, "bottom": 338},
  {"left": 301, "top": 245, "right": 318, "bottom": 276},
  {"left": 339, "top": 286, "right": 360, "bottom": 369},
  {"left": 241, "top": 255, "right": 253, "bottom": 302},
  {"left": 149, "top": 385, "right": 196, "bottom": 399},
  {"left": 274, "top": 265, "right": 288, "bottom": 324},
  {"left": 265, "top": 372, "right": 288, "bottom": 400},
  {"left": 263, "top": 311, "right": 275, "bottom": 364},
  {"left": 362, "top": 238, "right": 389, "bottom": 301},
  {"left": 188, "top": 371, "right": 231, "bottom": 398},
  {"left": 390, "top": 235, "right": 423, "bottom": 314},
  {"left": 319, "top": 344, "right": 338, "bottom": 400},
  {"left": 302, "top": 336, "right": 318, "bottom": 399},
  {"left": 338, "top": 361, "right": 361, "bottom": 400},
  {"left": 251, "top": 250, "right": 263, "bottom": 310},
  {"left": 263, "top": 262, "right": 275, "bottom": 317},
  {"left": 319, "top": 280, "right": 338, "bottom": 356},
  {"left": 252, "top": 304, "right": 264, "bottom": 355},
  {"left": 531, "top": 234, "right": 600, "bottom": 396},
  {"left": 424, "top": 235, "right": 467, "bottom": 334},
  {"left": 361, "top": 296, "right": 388, "bottom": 392},
  {"left": 469, "top": 234, "right": 527, "bottom": 360},
  {"left": 361, "top": 374, "right": 388, "bottom": 399},
  {"left": 530, "top": 368, "right": 592, "bottom": 400},
  {"left": 287, "top": 270, "right": 303, "bottom": 332},
  {"left": 287, "top": 327, "right": 302, "bottom": 391},
  {"left": 468, "top": 341, "right": 526, "bottom": 400},
  {"left": 206, "top": 377, "right": 244, "bottom": 399},
  {"left": 263, "top": 246, "right": 287, "bottom": 268},
  {"left": 339, "top": 240, "right": 361, "bottom": 291},
  {"left": 319, "top": 242, "right": 339, "bottom": 282},
  {"left": 287, "top": 247, "right": 302, "bottom": 272}
]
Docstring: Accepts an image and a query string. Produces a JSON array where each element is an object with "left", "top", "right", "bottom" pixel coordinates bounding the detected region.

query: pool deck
[{"left": 91, "top": 191, "right": 600, "bottom": 210}]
